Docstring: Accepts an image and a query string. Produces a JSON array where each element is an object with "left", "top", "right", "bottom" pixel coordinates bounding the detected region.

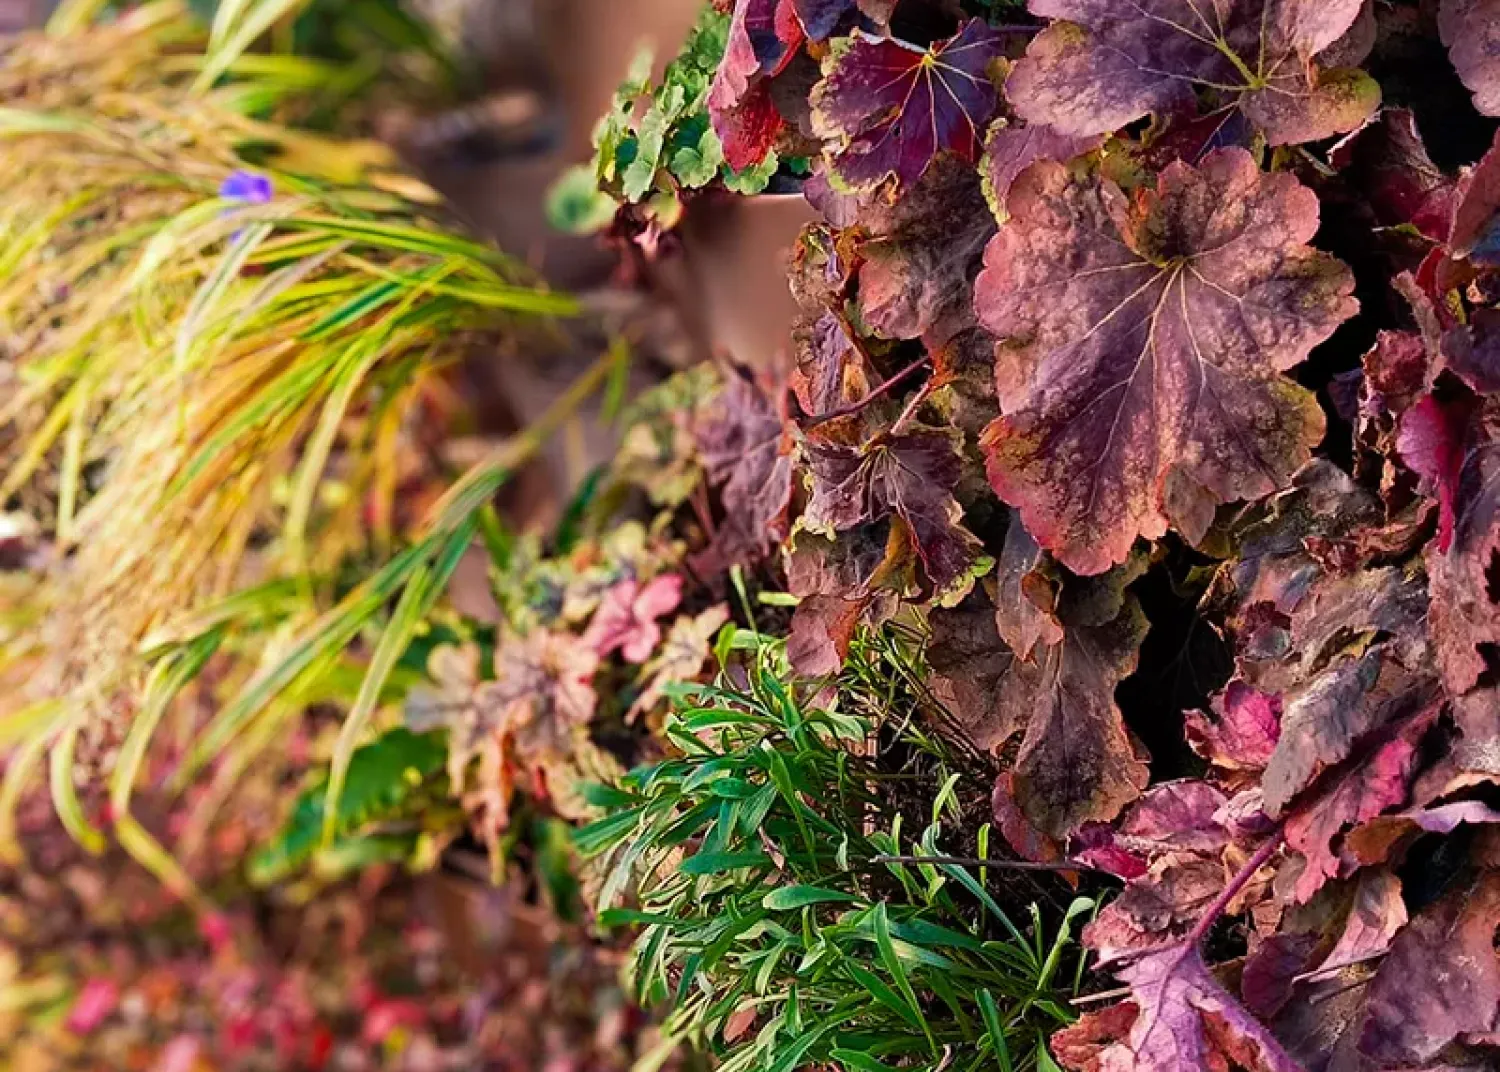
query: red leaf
[
  {"left": 1008, "top": 0, "right": 1379, "bottom": 146},
  {"left": 811, "top": 19, "right": 1005, "bottom": 190},
  {"left": 1052, "top": 1001, "right": 1140, "bottom": 1071},
  {"left": 709, "top": 0, "right": 803, "bottom": 170},
  {"left": 1354, "top": 871, "right": 1500, "bottom": 1066},
  {"left": 976, "top": 148, "right": 1354, "bottom": 575},
  {"left": 1441, "top": 0, "right": 1500, "bottom": 118},
  {"left": 1241, "top": 932, "right": 1320, "bottom": 1018}
]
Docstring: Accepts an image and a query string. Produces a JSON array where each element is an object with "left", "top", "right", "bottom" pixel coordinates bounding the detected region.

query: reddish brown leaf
[
  {"left": 1354, "top": 871, "right": 1500, "bottom": 1067},
  {"left": 992, "top": 771, "right": 1066, "bottom": 864},
  {"left": 786, "top": 594, "right": 864, "bottom": 676},
  {"left": 695, "top": 373, "right": 796, "bottom": 566},
  {"left": 976, "top": 149, "right": 1354, "bottom": 575},
  {"left": 1008, "top": 0, "right": 1379, "bottom": 146},
  {"left": 992, "top": 518, "right": 1063, "bottom": 661},
  {"left": 1008, "top": 596, "right": 1150, "bottom": 838},
  {"left": 927, "top": 599, "right": 1024, "bottom": 752},
  {"left": 852, "top": 153, "right": 995, "bottom": 341},
  {"left": 811, "top": 19, "right": 1005, "bottom": 190},
  {"left": 1052, "top": 1000, "right": 1140, "bottom": 1072},
  {"left": 1441, "top": 0, "right": 1500, "bottom": 118},
  {"left": 803, "top": 428, "right": 987, "bottom": 599}
]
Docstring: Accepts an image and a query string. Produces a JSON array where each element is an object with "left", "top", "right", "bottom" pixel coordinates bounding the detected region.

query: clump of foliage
[
  {"left": 580, "top": 630, "right": 1093, "bottom": 1071},
  {"left": 549, "top": 3, "right": 785, "bottom": 238},
  {"left": 0, "top": 0, "right": 580, "bottom": 854},
  {"left": 568, "top": 0, "right": 1500, "bottom": 1067}
]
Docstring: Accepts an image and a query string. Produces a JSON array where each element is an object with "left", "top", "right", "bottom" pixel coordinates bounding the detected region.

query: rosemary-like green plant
[{"left": 578, "top": 634, "right": 1092, "bottom": 1072}]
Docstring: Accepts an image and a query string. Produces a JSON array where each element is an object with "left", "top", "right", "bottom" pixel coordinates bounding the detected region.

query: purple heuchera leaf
[
  {"left": 1008, "top": 0, "right": 1379, "bottom": 146},
  {"left": 1355, "top": 871, "right": 1500, "bottom": 1066},
  {"left": 976, "top": 148, "right": 1355, "bottom": 575},
  {"left": 811, "top": 18, "right": 1005, "bottom": 190},
  {"left": 219, "top": 170, "right": 273, "bottom": 204},
  {"left": 1090, "top": 943, "right": 1303, "bottom": 1071},
  {"left": 982, "top": 121, "right": 1102, "bottom": 216},
  {"left": 1441, "top": 0, "right": 1500, "bottom": 118}
]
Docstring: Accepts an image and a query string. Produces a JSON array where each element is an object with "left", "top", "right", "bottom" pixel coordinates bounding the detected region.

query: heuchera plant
[{"left": 592, "top": 0, "right": 1500, "bottom": 1068}]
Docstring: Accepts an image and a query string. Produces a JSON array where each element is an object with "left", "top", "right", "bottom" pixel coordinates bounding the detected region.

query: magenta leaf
[
  {"left": 1404, "top": 395, "right": 1500, "bottom": 695},
  {"left": 1008, "top": 0, "right": 1379, "bottom": 146},
  {"left": 976, "top": 148, "right": 1354, "bottom": 575},
  {"left": 583, "top": 573, "right": 684, "bottom": 663},
  {"left": 811, "top": 19, "right": 1005, "bottom": 190},
  {"left": 1097, "top": 943, "right": 1303, "bottom": 1071}
]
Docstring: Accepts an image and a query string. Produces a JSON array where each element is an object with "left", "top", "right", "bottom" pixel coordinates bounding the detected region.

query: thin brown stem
[
  {"left": 869, "top": 853, "right": 1113, "bottom": 875},
  {"left": 803, "top": 355, "right": 930, "bottom": 426}
]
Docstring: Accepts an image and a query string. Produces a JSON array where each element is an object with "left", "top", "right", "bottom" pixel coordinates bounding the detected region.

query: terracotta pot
[{"left": 678, "top": 192, "right": 815, "bottom": 371}]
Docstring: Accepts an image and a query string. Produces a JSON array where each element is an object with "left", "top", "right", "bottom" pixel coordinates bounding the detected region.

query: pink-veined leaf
[
  {"left": 811, "top": 18, "right": 1005, "bottom": 190},
  {"left": 1087, "top": 942, "right": 1303, "bottom": 1071},
  {"left": 1008, "top": 0, "right": 1380, "bottom": 146},
  {"left": 976, "top": 148, "right": 1355, "bottom": 575}
]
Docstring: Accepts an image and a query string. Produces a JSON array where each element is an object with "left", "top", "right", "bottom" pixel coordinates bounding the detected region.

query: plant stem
[
  {"left": 870, "top": 853, "right": 1112, "bottom": 875},
  {"left": 803, "top": 356, "right": 930, "bottom": 427},
  {"left": 1186, "top": 821, "right": 1286, "bottom": 945}
]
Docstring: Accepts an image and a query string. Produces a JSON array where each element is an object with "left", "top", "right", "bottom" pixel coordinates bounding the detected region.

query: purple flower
[{"left": 219, "top": 170, "right": 273, "bottom": 204}]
